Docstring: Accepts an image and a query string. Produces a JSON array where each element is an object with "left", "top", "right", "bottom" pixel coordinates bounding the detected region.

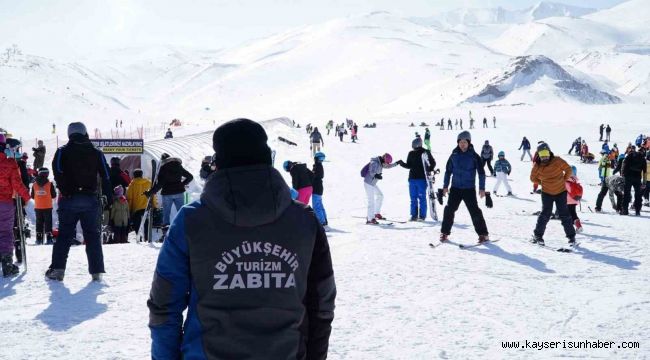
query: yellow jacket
[
  {"left": 530, "top": 156, "right": 572, "bottom": 195},
  {"left": 126, "top": 177, "right": 158, "bottom": 213},
  {"left": 646, "top": 161, "right": 650, "bottom": 181}
]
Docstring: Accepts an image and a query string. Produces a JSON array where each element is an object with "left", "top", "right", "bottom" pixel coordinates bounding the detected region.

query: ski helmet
[
  {"left": 457, "top": 131, "right": 471, "bottom": 143},
  {"left": 412, "top": 137, "right": 422, "bottom": 149},
  {"left": 571, "top": 166, "right": 577, "bottom": 176},
  {"left": 38, "top": 167, "right": 50, "bottom": 176},
  {"left": 314, "top": 152, "right": 326, "bottom": 161},
  {"left": 498, "top": 151, "right": 505, "bottom": 157},
  {"left": 537, "top": 142, "right": 550, "bottom": 152},
  {"left": 283, "top": 160, "right": 292, "bottom": 171},
  {"left": 383, "top": 153, "right": 393, "bottom": 165}
]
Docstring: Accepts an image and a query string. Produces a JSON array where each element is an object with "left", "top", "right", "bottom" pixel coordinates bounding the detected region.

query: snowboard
[{"left": 421, "top": 152, "right": 439, "bottom": 221}]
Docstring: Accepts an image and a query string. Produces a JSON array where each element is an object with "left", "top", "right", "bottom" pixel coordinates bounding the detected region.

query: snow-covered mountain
[
  {"left": 466, "top": 55, "right": 621, "bottom": 104},
  {"left": 410, "top": 1, "right": 596, "bottom": 27}
]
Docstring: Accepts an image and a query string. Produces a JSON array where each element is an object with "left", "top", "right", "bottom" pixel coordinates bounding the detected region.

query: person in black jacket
[
  {"left": 283, "top": 160, "right": 314, "bottom": 205},
  {"left": 32, "top": 140, "right": 46, "bottom": 170},
  {"left": 398, "top": 137, "right": 436, "bottom": 221},
  {"left": 148, "top": 118, "right": 335, "bottom": 359},
  {"left": 621, "top": 146, "right": 647, "bottom": 215},
  {"left": 145, "top": 154, "right": 193, "bottom": 226},
  {"left": 109, "top": 157, "right": 130, "bottom": 191},
  {"left": 312, "top": 152, "right": 328, "bottom": 227},
  {"left": 46, "top": 122, "right": 112, "bottom": 282}
]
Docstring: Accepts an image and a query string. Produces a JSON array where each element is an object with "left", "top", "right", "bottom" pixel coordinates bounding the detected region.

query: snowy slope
[{"left": 1, "top": 103, "right": 649, "bottom": 359}]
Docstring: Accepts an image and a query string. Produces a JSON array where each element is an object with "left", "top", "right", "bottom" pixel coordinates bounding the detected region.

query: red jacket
[{"left": 0, "top": 153, "right": 30, "bottom": 203}]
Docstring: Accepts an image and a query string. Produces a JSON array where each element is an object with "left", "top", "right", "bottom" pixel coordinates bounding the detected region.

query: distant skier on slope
[
  {"left": 493, "top": 151, "right": 512, "bottom": 196},
  {"left": 519, "top": 136, "right": 532, "bottom": 161},
  {"left": 529, "top": 142, "right": 576, "bottom": 247},
  {"left": 440, "top": 131, "right": 489, "bottom": 243}
]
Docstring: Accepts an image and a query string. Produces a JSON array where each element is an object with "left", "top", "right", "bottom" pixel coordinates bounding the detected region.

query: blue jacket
[
  {"left": 518, "top": 138, "right": 530, "bottom": 150},
  {"left": 443, "top": 145, "right": 486, "bottom": 190},
  {"left": 494, "top": 159, "right": 512, "bottom": 174}
]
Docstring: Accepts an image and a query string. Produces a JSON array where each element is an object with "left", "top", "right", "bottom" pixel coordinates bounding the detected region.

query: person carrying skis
[
  {"left": 126, "top": 169, "right": 158, "bottom": 241},
  {"left": 480, "top": 140, "right": 495, "bottom": 176},
  {"left": 46, "top": 122, "right": 113, "bottom": 282},
  {"left": 595, "top": 174, "right": 624, "bottom": 213},
  {"left": 363, "top": 153, "right": 398, "bottom": 224},
  {"left": 310, "top": 127, "right": 324, "bottom": 156},
  {"left": 109, "top": 186, "right": 129, "bottom": 244},
  {"left": 440, "top": 131, "right": 489, "bottom": 243},
  {"left": 148, "top": 118, "right": 336, "bottom": 360},
  {"left": 312, "top": 152, "right": 328, "bottom": 228},
  {"left": 493, "top": 151, "right": 512, "bottom": 196},
  {"left": 283, "top": 161, "right": 314, "bottom": 205},
  {"left": 529, "top": 143, "right": 576, "bottom": 246},
  {"left": 398, "top": 137, "right": 435, "bottom": 221},
  {"left": 32, "top": 139, "right": 46, "bottom": 170},
  {"left": 424, "top": 128, "right": 431, "bottom": 150},
  {"left": 620, "top": 146, "right": 647, "bottom": 216},
  {"left": 0, "top": 134, "right": 30, "bottom": 277},
  {"left": 519, "top": 136, "right": 532, "bottom": 161},
  {"left": 31, "top": 167, "right": 56, "bottom": 245},
  {"left": 566, "top": 166, "right": 583, "bottom": 233},
  {"left": 145, "top": 153, "right": 194, "bottom": 227}
]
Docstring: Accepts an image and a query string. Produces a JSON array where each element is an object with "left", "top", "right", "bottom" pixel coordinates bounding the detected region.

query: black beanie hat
[{"left": 212, "top": 118, "right": 272, "bottom": 169}]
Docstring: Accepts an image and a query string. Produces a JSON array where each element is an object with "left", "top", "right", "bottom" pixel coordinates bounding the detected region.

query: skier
[
  {"left": 492, "top": 116, "right": 496, "bottom": 128},
  {"left": 519, "top": 136, "right": 532, "bottom": 161},
  {"left": 529, "top": 143, "right": 576, "bottom": 246},
  {"left": 424, "top": 128, "right": 431, "bottom": 150},
  {"left": 595, "top": 174, "right": 624, "bottom": 213},
  {"left": 599, "top": 124, "right": 604, "bottom": 141},
  {"left": 46, "top": 122, "right": 113, "bottom": 281},
  {"left": 145, "top": 153, "right": 194, "bottom": 227},
  {"left": 469, "top": 118, "right": 475, "bottom": 129},
  {"left": 480, "top": 140, "right": 495, "bottom": 176},
  {"left": 164, "top": 128, "right": 173, "bottom": 139},
  {"left": 620, "top": 146, "right": 647, "bottom": 216},
  {"left": 598, "top": 151, "right": 611, "bottom": 184},
  {"left": 52, "top": 123, "right": 56, "bottom": 134},
  {"left": 363, "top": 153, "right": 398, "bottom": 224},
  {"left": 350, "top": 126, "right": 357, "bottom": 143},
  {"left": 32, "top": 140, "right": 46, "bottom": 170},
  {"left": 454, "top": 119, "right": 458, "bottom": 130},
  {"left": 109, "top": 157, "right": 131, "bottom": 190},
  {"left": 605, "top": 124, "right": 612, "bottom": 141},
  {"left": 566, "top": 166, "right": 583, "bottom": 233},
  {"left": 31, "top": 167, "right": 56, "bottom": 245},
  {"left": 283, "top": 160, "right": 314, "bottom": 205},
  {"left": 312, "top": 152, "right": 328, "bottom": 228},
  {"left": 109, "top": 186, "right": 129, "bottom": 243},
  {"left": 440, "top": 131, "right": 489, "bottom": 243},
  {"left": 0, "top": 134, "right": 30, "bottom": 277},
  {"left": 483, "top": 117, "right": 488, "bottom": 128},
  {"left": 310, "top": 127, "right": 324, "bottom": 156},
  {"left": 353, "top": 123, "right": 359, "bottom": 142},
  {"left": 459, "top": 118, "right": 463, "bottom": 130},
  {"left": 126, "top": 169, "right": 158, "bottom": 241},
  {"left": 337, "top": 125, "right": 345, "bottom": 142},
  {"left": 493, "top": 151, "right": 512, "bottom": 196},
  {"left": 447, "top": 119, "right": 452, "bottom": 130},
  {"left": 398, "top": 137, "right": 435, "bottom": 221},
  {"left": 147, "top": 118, "right": 335, "bottom": 359}
]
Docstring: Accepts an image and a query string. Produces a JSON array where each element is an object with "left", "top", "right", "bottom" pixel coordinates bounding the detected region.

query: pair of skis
[
  {"left": 137, "top": 159, "right": 160, "bottom": 243},
  {"left": 15, "top": 197, "right": 27, "bottom": 271},
  {"left": 429, "top": 239, "right": 500, "bottom": 249}
]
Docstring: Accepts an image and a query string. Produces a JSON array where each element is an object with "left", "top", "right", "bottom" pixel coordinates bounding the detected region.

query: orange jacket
[
  {"left": 31, "top": 182, "right": 56, "bottom": 209},
  {"left": 530, "top": 156, "right": 572, "bottom": 195}
]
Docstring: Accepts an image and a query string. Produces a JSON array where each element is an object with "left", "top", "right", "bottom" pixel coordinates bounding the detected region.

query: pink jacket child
[{"left": 565, "top": 167, "right": 583, "bottom": 232}]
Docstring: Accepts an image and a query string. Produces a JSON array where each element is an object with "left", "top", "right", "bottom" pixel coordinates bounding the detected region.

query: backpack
[
  {"left": 567, "top": 180, "right": 583, "bottom": 201},
  {"left": 360, "top": 163, "right": 370, "bottom": 178}
]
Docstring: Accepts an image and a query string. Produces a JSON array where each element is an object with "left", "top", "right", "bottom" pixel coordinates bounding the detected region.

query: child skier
[
  {"left": 312, "top": 152, "right": 328, "bottom": 228},
  {"left": 493, "top": 151, "right": 512, "bottom": 196},
  {"left": 31, "top": 167, "right": 57, "bottom": 245},
  {"left": 110, "top": 186, "right": 130, "bottom": 244},
  {"left": 566, "top": 166, "right": 583, "bottom": 233},
  {"left": 283, "top": 161, "right": 314, "bottom": 204}
]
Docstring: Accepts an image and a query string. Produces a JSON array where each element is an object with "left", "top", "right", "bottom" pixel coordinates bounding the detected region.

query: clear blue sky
[{"left": 0, "top": 0, "right": 627, "bottom": 60}]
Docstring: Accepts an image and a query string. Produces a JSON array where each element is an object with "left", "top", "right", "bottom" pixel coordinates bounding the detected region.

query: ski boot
[
  {"left": 531, "top": 235, "right": 545, "bottom": 246},
  {"left": 439, "top": 233, "right": 449, "bottom": 242},
  {"left": 507, "top": 192, "right": 513, "bottom": 196},
  {"left": 45, "top": 268, "right": 65, "bottom": 281},
  {"left": 1, "top": 254, "right": 19, "bottom": 277},
  {"left": 374, "top": 214, "right": 386, "bottom": 220},
  {"left": 574, "top": 219, "right": 583, "bottom": 233},
  {"left": 594, "top": 207, "right": 602, "bottom": 213},
  {"left": 91, "top": 273, "right": 103, "bottom": 282},
  {"left": 478, "top": 234, "right": 489, "bottom": 244},
  {"left": 417, "top": 217, "right": 425, "bottom": 222},
  {"left": 36, "top": 232, "right": 44, "bottom": 245},
  {"left": 46, "top": 232, "right": 54, "bottom": 245},
  {"left": 409, "top": 216, "right": 418, "bottom": 222},
  {"left": 366, "top": 219, "right": 379, "bottom": 225},
  {"left": 568, "top": 237, "right": 576, "bottom": 247}
]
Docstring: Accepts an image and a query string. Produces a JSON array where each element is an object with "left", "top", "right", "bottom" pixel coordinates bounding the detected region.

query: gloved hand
[
  {"left": 143, "top": 190, "right": 152, "bottom": 198},
  {"left": 374, "top": 174, "right": 383, "bottom": 180},
  {"left": 485, "top": 192, "right": 493, "bottom": 208},
  {"left": 437, "top": 188, "right": 444, "bottom": 205}
]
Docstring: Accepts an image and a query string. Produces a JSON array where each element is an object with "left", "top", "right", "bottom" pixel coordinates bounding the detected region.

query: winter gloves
[
  {"left": 437, "top": 188, "right": 444, "bottom": 205},
  {"left": 374, "top": 174, "right": 383, "bottom": 180},
  {"left": 485, "top": 192, "right": 493, "bottom": 208}
]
